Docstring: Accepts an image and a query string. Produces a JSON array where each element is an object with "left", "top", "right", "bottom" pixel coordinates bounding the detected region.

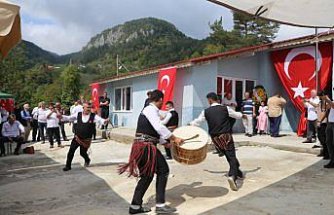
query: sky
[{"left": 12, "top": 0, "right": 321, "bottom": 55}]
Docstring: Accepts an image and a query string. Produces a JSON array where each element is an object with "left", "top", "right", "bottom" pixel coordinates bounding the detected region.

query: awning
[
  {"left": 0, "top": 0, "right": 21, "bottom": 58},
  {"left": 0, "top": 92, "right": 14, "bottom": 99},
  {"left": 207, "top": 0, "right": 334, "bottom": 28}
]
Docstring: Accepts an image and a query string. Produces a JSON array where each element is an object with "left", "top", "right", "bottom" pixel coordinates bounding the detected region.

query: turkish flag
[
  {"left": 271, "top": 42, "right": 333, "bottom": 135},
  {"left": 157, "top": 67, "right": 177, "bottom": 110},
  {"left": 91, "top": 83, "right": 100, "bottom": 109}
]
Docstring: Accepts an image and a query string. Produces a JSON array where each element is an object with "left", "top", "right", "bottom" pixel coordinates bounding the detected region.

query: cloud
[{"left": 12, "top": 0, "right": 325, "bottom": 55}]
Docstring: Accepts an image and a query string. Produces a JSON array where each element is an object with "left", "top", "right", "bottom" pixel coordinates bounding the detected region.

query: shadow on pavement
[
  {"left": 0, "top": 151, "right": 129, "bottom": 215},
  {"left": 199, "top": 160, "right": 334, "bottom": 215},
  {"left": 148, "top": 182, "right": 229, "bottom": 208}
]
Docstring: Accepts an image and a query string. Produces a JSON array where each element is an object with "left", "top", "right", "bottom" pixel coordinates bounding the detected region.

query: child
[{"left": 257, "top": 101, "right": 268, "bottom": 135}]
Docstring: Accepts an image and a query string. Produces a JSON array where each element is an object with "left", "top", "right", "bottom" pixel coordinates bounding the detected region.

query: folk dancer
[
  {"left": 62, "top": 102, "right": 108, "bottom": 171},
  {"left": 189, "top": 92, "right": 245, "bottom": 191},
  {"left": 119, "top": 90, "right": 184, "bottom": 214}
]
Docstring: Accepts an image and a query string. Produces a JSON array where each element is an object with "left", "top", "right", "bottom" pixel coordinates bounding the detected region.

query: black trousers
[
  {"left": 217, "top": 142, "right": 242, "bottom": 179},
  {"left": 318, "top": 123, "right": 329, "bottom": 157},
  {"left": 0, "top": 136, "right": 24, "bottom": 154},
  {"left": 131, "top": 148, "right": 169, "bottom": 206},
  {"left": 326, "top": 123, "right": 334, "bottom": 164},
  {"left": 47, "top": 127, "right": 61, "bottom": 146},
  {"left": 38, "top": 122, "right": 47, "bottom": 141},
  {"left": 32, "top": 119, "right": 40, "bottom": 141},
  {"left": 269, "top": 116, "right": 282, "bottom": 136},
  {"left": 306, "top": 120, "right": 317, "bottom": 140},
  {"left": 65, "top": 138, "right": 90, "bottom": 168},
  {"left": 101, "top": 109, "right": 109, "bottom": 129},
  {"left": 59, "top": 122, "right": 67, "bottom": 140}
]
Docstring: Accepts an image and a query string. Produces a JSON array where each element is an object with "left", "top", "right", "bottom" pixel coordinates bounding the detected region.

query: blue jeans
[
  {"left": 38, "top": 122, "right": 47, "bottom": 141},
  {"left": 269, "top": 115, "right": 282, "bottom": 136}
]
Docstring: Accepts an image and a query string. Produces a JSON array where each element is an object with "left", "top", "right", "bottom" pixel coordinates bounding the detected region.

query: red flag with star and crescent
[
  {"left": 91, "top": 83, "right": 100, "bottom": 110},
  {"left": 271, "top": 42, "right": 333, "bottom": 136},
  {"left": 157, "top": 67, "right": 177, "bottom": 110}
]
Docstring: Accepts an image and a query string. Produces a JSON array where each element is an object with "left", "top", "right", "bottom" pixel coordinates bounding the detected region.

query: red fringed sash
[
  {"left": 212, "top": 133, "right": 233, "bottom": 151},
  {"left": 119, "top": 141, "right": 157, "bottom": 177}
]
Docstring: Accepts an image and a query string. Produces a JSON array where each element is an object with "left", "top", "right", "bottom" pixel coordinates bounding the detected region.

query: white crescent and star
[
  {"left": 284, "top": 46, "right": 322, "bottom": 81},
  {"left": 92, "top": 88, "right": 98, "bottom": 101},
  {"left": 291, "top": 81, "right": 309, "bottom": 98},
  {"left": 160, "top": 75, "right": 170, "bottom": 94}
]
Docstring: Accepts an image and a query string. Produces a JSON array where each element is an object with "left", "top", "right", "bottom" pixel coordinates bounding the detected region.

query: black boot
[{"left": 63, "top": 166, "right": 71, "bottom": 171}]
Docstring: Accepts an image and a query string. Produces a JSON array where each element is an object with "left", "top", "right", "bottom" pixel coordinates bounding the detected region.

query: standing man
[
  {"left": 56, "top": 102, "right": 68, "bottom": 141},
  {"left": 62, "top": 102, "right": 108, "bottom": 171},
  {"left": 20, "top": 103, "right": 32, "bottom": 142},
  {"left": 317, "top": 92, "right": 329, "bottom": 159},
  {"left": 302, "top": 89, "right": 320, "bottom": 143},
  {"left": 222, "top": 92, "right": 238, "bottom": 131},
  {"left": 31, "top": 104, "right": 40, "bottom": 142},
  {"left": 46, "top": 103, "right": 62, "bottom": 148},
  {"left": 160, "top": 101, "right": 179, "bottom": 159},
  {"left": 241, "top": 92, "right": 255, "bottom": 137},
  {"left": 144, "top": 91, "right": 152, "bottom": 108},
  {"left": 190, "top": 92, "right": 244, "bottom": 191},
  {"left": 99, "top": 92, "right": 110, "bottom": 129},
  {"left": 37, "top": 102, "right": 48, "bottom": 144},
  {"left": 119, "top": 90, "right": 184, "bottom": 214},
  {"left": 0, "top": 114, "right": 25, "bottom": 156},
  {"left": 267, "top": 93, "right": 287, "bottom": 137},
  {"left": 71, "top": 100, "right": 83, "bottom": 134},
  {"left": 0, "top": 104, "right": 9, "bottom": 137},
  {"left": 321, "top": 95, "right": 334, "bottom": 168}
]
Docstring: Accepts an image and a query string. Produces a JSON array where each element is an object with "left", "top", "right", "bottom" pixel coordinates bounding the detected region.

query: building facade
[{"left": 92, "top": 33, "right": 334, "bottom": 133}]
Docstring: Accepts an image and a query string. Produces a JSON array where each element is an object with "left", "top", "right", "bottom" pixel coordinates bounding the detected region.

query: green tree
[
  {"left": 233, "top": 12, "right": 279, "bottom": 45},
  {"left": 61, "top": 64, "right": 81, "bottom": 106}
]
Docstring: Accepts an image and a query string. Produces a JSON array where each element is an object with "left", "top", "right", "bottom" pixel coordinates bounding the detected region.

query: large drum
[{"left": 172, "top": 126, "right": 210, "bottom": 165}]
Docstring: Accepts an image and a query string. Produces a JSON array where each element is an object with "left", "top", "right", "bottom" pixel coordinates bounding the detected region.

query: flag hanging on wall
[
  {"left": 91, "top": 83, "right": 100, "bottom": 109},
  {"left": 271, "top": 42, "right": 333, "bottom": 136},
  {"left": 157, "top": 67, "right": 177, "bottom": 110}
]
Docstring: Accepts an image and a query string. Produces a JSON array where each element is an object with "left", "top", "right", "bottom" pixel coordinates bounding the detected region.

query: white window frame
[
  {"left": 217, "top": 76, "right": 257, "bottom": 101},
  {"left": 113, "top": 86, "right": 133, "bottom": 112}
]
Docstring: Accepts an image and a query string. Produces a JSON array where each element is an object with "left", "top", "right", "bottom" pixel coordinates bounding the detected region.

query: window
[
  {"left": 114, "top": 87, "right": 132, "bottom": 111},
  {"left": 217, "top": 76, "right": 256, "bottom": 110}
]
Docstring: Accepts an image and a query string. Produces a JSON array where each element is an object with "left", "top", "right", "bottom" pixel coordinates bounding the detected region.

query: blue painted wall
[{"left": 105, "top": 52, "right": 297, "bottom": 133}]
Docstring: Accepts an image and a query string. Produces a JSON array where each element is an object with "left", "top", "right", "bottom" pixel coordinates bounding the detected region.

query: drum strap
[{"left": 212, "top": 133, "right": 233, "bottom": 151}]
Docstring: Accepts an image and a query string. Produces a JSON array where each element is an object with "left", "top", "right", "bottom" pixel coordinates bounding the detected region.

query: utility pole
[
  {"left": 314, "top": 28, "right": 319, "bottom": 91},
  {"left": 116, "top": 54, "right": 119, "bottom": 76}
]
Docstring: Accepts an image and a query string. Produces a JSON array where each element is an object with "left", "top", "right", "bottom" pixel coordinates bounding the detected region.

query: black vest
[
  {"left": 204, "top": 105, "right": 231, "bottom": 137},
  {"left": 166, "top": 110, "right": 179, "bottom": 127},
  {"left": 136, "top": 113, "right": 160, "bottom": 138},
  {"left": 76, "top": 112, "right": 96, "bottom": 139}
]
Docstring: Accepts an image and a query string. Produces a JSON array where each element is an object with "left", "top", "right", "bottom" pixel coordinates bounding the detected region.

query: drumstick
[{"left": 183, "top": 134, "right": 199, "bottom": 142}]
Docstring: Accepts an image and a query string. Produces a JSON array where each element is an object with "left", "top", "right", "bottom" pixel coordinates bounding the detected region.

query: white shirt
[
  {"left": 161, "top": 108, "right": 175, "bottom": 125},
  {"left": 1, "top": 121, "right": 25, "bottom": 137},
  {"left": 32, "top": 107, "right": 39, "bottom": 120},
  {"left": 142, "top": 104, "right": 172, "bottom": 140},
  {"left": 62, "top": 112, "right": 105, "bottom": 126},
  {"left": 0, "top": 109, "right": 8, "bottom": 123},
  {"left": 306, "top": 97, "right": 320, "bottom": 121},
  {"left": 328, "top": 108, "right": 334, "bottom": 123},
  {"left": 222, "top": 98, "right": 237, "bottom": 110},
  {"left": 190, "top": 102, "right": 243, "bottom": 126},
  {"left": 46, "top": 110, "right": 60, "bottom": 128},
  {"left": 71, "top": 105, "right": 83, "bottom": 123},
  {"left": 37, "top": 108, "right": 48, "bottom": 123}
]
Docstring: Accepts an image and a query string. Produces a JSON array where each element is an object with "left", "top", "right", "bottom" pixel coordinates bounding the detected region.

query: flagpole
[
  {"left": 116, "top": 54, "right": 119, "bottom": 76},
  {"left": 315, "top": 27, "right": 319, "bottom": 91}
]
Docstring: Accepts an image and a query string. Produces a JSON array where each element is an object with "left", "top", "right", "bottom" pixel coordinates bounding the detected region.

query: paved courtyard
[{"left": 0, "top": 130, "right": 333, "bottom": 215}]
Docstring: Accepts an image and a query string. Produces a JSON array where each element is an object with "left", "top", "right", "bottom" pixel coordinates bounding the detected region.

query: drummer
[
  {"left": 119, "top": 90, "right": 184, "bottom": 214},
  {"left": 160, "top": 101, "right": 179, "bottom": 159},
  {"left": 189, "top": 92, "right": 245, "bottom": 191}
]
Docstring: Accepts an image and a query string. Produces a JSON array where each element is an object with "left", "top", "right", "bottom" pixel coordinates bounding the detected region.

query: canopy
[
  {"left": 207, "top": 0, "right": 334, "bottom": 28},
  {"left": 0, "top": 91, "right": 13, "bottom": 99},
  {"left": 0, "top": 0, "right": 21, "bottom": 58}
]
